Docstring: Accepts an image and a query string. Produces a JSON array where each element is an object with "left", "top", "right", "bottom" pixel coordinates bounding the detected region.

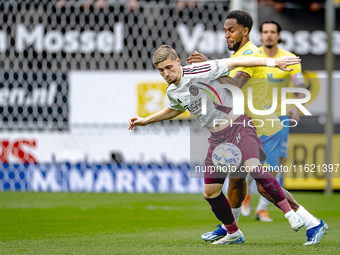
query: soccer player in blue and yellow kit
[
  {"left": 242, "top": 21, "right": 320, "bottom": 223},
  {"left": 241, "top": 21, "right": 307, "bottom": 222},
  {"left": 188, "top": 11, "right": 328, "bottom": 246},
  {"left": 242, "top": 21, "right": 305, "bottom": 222}
]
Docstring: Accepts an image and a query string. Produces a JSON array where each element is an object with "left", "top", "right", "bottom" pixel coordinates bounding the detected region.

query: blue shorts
[
  {"left": 259, "top": 131, "right": 281, "bottom": 169},
  {"left": 278, "top": 115, "right": 290, "bottom": 158}
]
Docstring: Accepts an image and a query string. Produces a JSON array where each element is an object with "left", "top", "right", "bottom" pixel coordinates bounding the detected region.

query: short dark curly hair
[{"left": 226, "top": 10, "right": 253, "bottom": 32}]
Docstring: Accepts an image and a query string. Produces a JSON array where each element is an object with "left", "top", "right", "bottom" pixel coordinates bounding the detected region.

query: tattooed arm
[{"left": 218, "top": 71, "right": 250, "bottom": 89}]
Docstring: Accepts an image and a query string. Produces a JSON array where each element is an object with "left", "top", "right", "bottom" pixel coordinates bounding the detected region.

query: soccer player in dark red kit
[{"left": 129, "top": 45, "right": 304, "bottom": 244}]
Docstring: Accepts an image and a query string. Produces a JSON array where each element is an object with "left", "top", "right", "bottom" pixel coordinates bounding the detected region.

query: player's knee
[
  {"left": 203, "top": 189, "right": 219, "bottom": 199},
  {"left": 243, "top": 158, "right": 261, "bottom": 169},
  {"left": 203, "top": 184, "right": 222, "bottom": 199}
]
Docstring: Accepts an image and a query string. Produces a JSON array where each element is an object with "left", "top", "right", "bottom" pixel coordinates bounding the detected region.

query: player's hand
[
  {"left": 275, "top": 56, "right": 301, "bottom": 72},
  {"left": 288, "top": 106, "right": 300, "bottom": 123},
  {"left": 186, "top": 50, "right": 209, "bottom": 64},
  {"left": 128, "top": 116, "right": 148, "bottom": 130}
]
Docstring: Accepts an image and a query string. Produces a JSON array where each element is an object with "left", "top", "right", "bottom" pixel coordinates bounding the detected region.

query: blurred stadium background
[{"left": 0, "top": 0, "right": 339, "bottom": 193}]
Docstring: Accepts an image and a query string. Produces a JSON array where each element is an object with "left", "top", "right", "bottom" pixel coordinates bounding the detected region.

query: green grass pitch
[{"left": 0, "top": 192, "right": 339, "bottom": 254}]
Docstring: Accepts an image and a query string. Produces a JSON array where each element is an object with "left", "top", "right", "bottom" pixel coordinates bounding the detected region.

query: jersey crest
[{"left": 189, "top": 85, "right": 199, "bottom": 96}]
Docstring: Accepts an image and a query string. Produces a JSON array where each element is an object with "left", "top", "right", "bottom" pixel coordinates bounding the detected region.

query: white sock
[
  {"left": 227, "top": 229, "right": 241, "bottom": 238},
  {"left": 256, "top": 195, "right": 270, "bottom": 212},
  {"left": 246, "top": 174, "right": 253, "bottom": 194},
  {"left": 284, "top": 210, "right": 294, "bottom": 219},
  {"left": 295, "top": 206, "right": 320, "bottom": 230},
  {"left": 222, "top": 224, "right": 227, "bottom": 230},
  {"left": 232, "top": 207, "right": 242, "bottom": 223}
]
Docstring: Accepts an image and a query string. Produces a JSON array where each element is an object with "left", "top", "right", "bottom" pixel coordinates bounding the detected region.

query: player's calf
[{"left": 246, "top": 162, "right": 304, "bottom": 231}]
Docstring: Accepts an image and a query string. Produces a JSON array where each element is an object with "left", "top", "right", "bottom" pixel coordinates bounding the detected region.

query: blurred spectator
[
  {"left": 258, "top": 0, "right": 325, "bottom": 13},
  {"left": 126, "top": 0, "right": 139, "bottom": 12},
  {"left": 309, "top": 1, "right": 322, "bottom": 12},
  {"left": 56, "top": 0, "right": 140, "bottom": 12},
  {"left": 175, "top": 0, "right": 207, "bottom": 11},
  {"left": 56, "top": 0, "right": 67, "bottom": 9}
]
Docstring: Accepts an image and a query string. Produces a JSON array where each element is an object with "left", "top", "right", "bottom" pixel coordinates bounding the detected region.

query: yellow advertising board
[
  {"left": 284, "top": 134, "right": 340, "bottom": 190},
  {"left": 137, "top": 82, "right": 191, "bottom": 119}
]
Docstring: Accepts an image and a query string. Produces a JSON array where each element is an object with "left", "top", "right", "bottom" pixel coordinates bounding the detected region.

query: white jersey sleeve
[{"left": 182, "top": 59, "right": 229, "bottom": 80}]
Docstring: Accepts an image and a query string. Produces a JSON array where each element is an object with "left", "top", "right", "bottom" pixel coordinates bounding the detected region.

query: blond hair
[{"left": 152, "top": 45, "right": 178, "bottom": 66}]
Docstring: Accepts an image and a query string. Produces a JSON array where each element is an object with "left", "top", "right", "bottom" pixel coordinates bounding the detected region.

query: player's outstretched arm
[
  {"left": 128, "top": 107, "right": 184, "bottom": 130},
  {"left": 187, "top": 51, "right": 300, "bottom": 72},
  {"left": 228, "top": 56, "right": 301, "bottom": 72},
  {"left": 186, "top": 50, "right": 209, "bottom": 64}
]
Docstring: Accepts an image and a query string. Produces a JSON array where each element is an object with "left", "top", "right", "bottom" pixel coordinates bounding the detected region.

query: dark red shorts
[{"left": 204, "top": 114, "right": 266, "bottom": 184}]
